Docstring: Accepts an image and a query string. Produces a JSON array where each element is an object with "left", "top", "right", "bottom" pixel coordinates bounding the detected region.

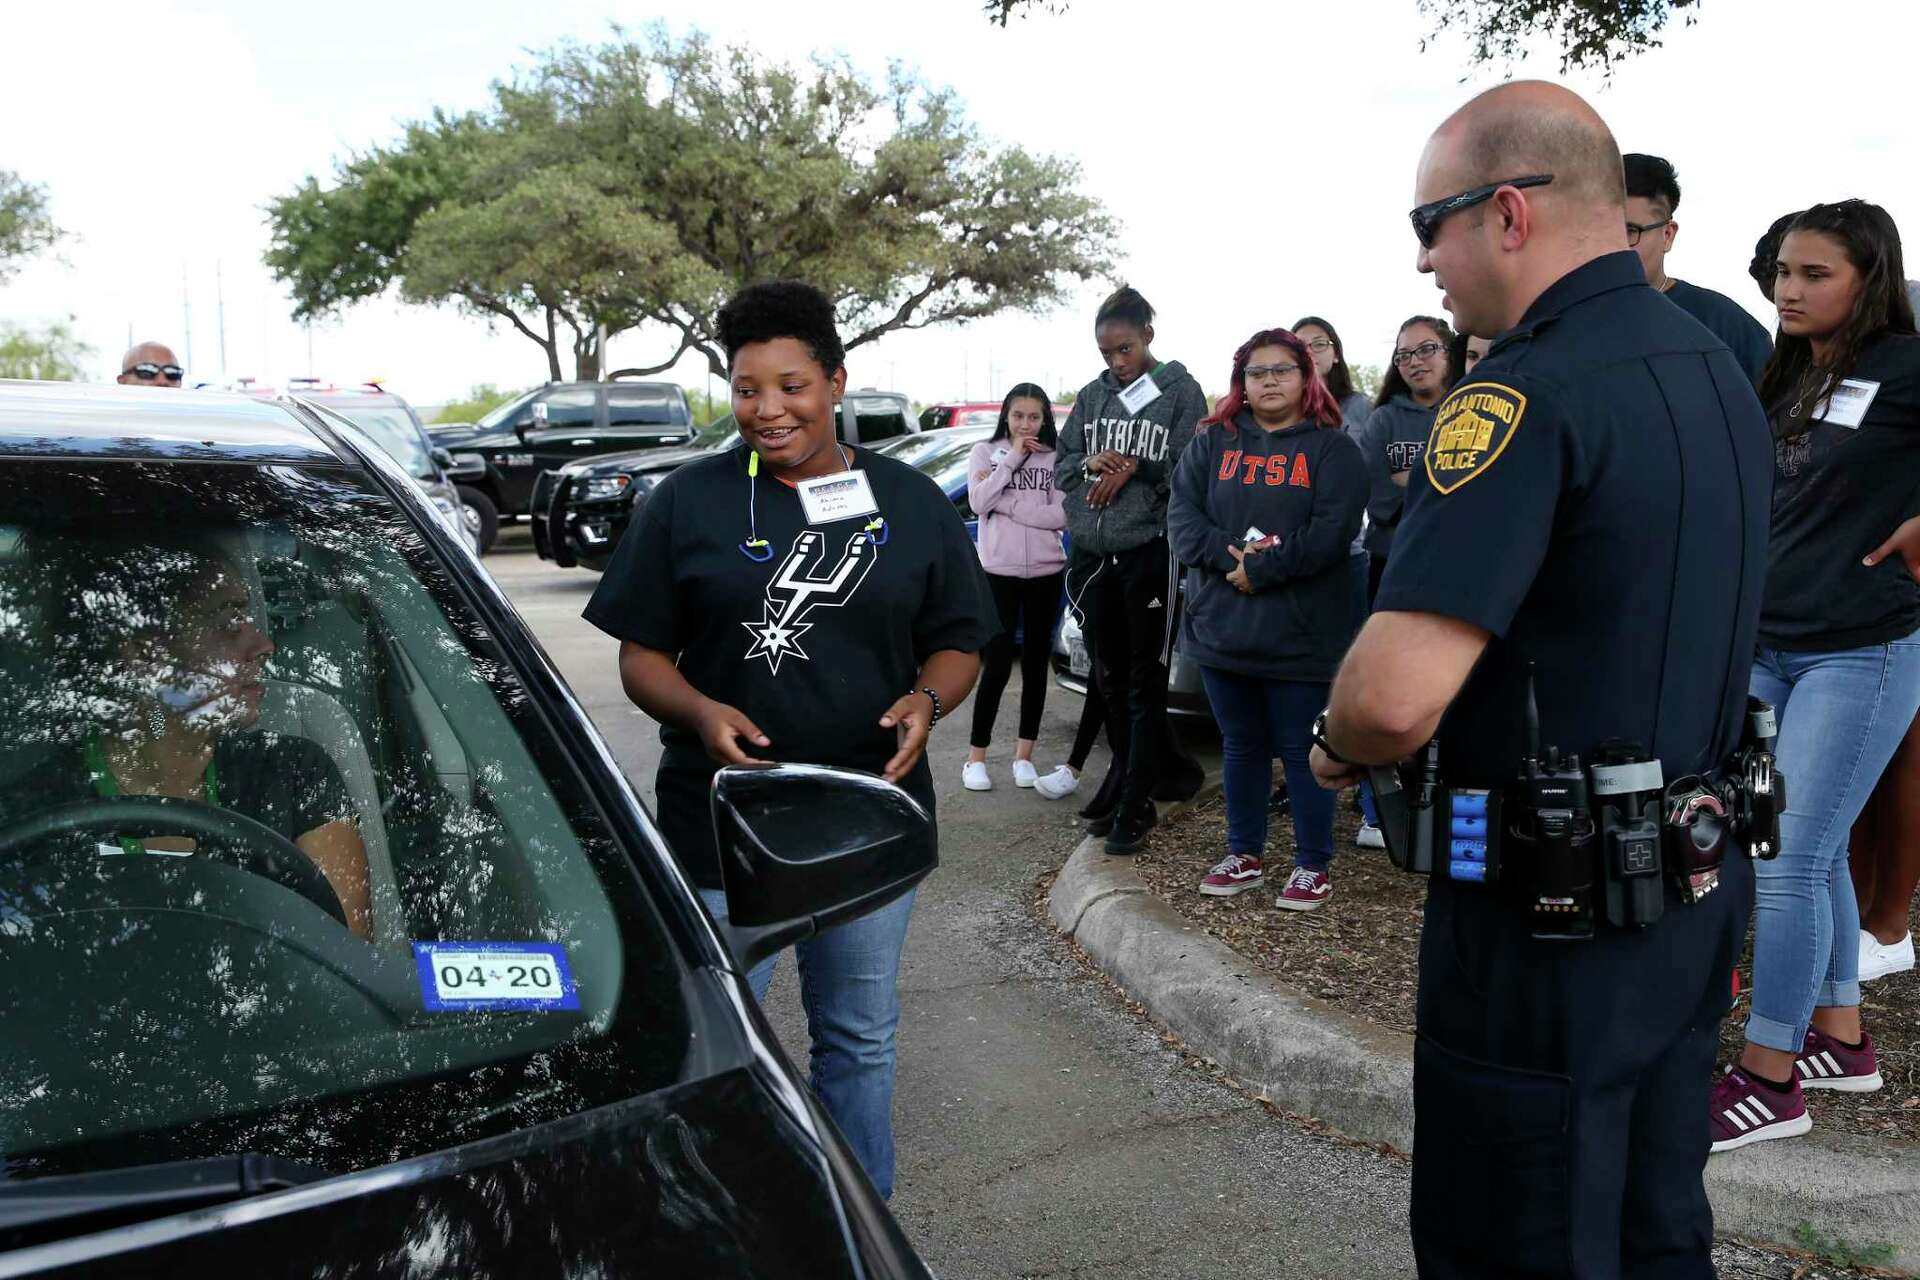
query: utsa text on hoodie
[{"left": 1054, "top": 360, "right": 1207, "bottom": 557}]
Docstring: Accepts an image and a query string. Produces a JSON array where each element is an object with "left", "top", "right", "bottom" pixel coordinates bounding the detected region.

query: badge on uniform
[
  {"left": 796, "top": 470, "right": 881, "bottom": 525},
  {"left": 1424, "top": 381, "right": 1528, "bottom": 494}
]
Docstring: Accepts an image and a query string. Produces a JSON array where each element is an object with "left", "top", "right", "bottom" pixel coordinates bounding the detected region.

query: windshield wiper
[{"left": 0, "top": 1154, "right": 333, "bottom": 1235}]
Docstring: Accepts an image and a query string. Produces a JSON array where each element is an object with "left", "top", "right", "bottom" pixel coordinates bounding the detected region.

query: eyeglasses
[
  {"left": 1244, "top": 364, "right": 1301, "bottom": 383},
  {"left": 123, "top": 363, "right": 184, "bottom": 382},
  {"left": 1391, "top": 342, "right": 1445, "bottom": 367},
  {"left": 1303, "top": 338, "right": 1335, "bottom": 353},
  {"left": 1625, "top": 218, "right": 1671, "bottom": 247},
  {"left": 1409, "top": 174, "right": 1554, "bottom": 249}
]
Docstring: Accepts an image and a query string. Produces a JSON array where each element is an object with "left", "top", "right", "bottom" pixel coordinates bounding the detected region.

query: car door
[{"left": 510, "top": 385, "right": 604, "bottom": 509}]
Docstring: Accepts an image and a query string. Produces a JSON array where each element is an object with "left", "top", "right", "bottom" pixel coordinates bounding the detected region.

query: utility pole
[
  {"left": 215, "top": 260, "right": 228, "bottom": 380},
  {"left": 181, "top": 265, "right": 193, "bottom": 373}
]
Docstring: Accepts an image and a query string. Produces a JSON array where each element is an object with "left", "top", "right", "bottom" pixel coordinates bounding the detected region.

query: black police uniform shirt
[
  {"left": 583, "top": 445, "right": 1000, "bottom": 889},
  {"left": 1167, "top": 411, "right": 1367, "bottom": 683},
  {"left": 1374, "top": 251, "right": 1772, "bottom": 785},
  {"left": 1760, "top": 330, "right": 1920, "bottom": 652},
  {"left": 1664, "top": 279, "right": 1773, "bottom": 387},
  {"left": 2, "top": 731, "right": 353, "bottom": 846}
]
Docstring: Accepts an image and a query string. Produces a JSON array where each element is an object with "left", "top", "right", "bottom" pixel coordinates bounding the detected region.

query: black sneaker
[{"left": 1104, "top": 805, "right": 1158, "bottom": 855}]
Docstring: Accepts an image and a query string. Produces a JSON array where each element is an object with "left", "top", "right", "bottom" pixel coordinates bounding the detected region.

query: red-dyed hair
[{"left": 1202, "top": 327, "right": 1343, "bottom": 432}]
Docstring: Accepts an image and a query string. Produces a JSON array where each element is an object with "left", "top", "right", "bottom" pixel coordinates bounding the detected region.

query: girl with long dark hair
[
  {"left": 964, "top": 383, "right": 1068, "bottom": 790},
  {"left": 1709, "top": 200, "right": 1920, "bottom": 1151},
  {"left": 1292, "top": 316, "right": 1373, "bottom": 437},
  {"left": 1168, "top": 328, "right": 1366, "bottom": 908},
  {"left": 1356, "top": 315, "right": 1456, "bottom": 601}
]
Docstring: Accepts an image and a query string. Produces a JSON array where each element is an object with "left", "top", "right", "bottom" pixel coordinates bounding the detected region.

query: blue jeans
[
  {"left": 1199, "top": 665, "right": 1335, "bottom": 872},
  {"left": 1744, "top": 635, "right": 1920, "bottom": 1052},
  {"left": 700, "top": 886, "right": 918, "bottom": 1198}
]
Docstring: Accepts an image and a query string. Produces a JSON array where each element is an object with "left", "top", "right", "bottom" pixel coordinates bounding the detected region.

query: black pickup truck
[
  {"left": 431, "top": 379, "right": 697, "bottom": 551},
  {"left": 532, "top": 390, "right": 917, "bottom": 572}
]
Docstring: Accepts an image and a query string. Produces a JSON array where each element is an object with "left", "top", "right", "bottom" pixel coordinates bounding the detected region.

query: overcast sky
[{"left": 6, "top": 0, "right": 1918, "bottom": 408}]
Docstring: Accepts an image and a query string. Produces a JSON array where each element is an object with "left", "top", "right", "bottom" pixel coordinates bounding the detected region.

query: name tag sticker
[
  {"left": 796, "top": 470, "right": 881, "bottom": 525},
  {"left": 991, "top": 447, "right": 1010, "bottom": 465},
  {"left": 1815, "top": 378, "right": 1880, "bottom": 429},
  {"left": 413, "top": 941, "right": 581, "bottom": 1012},
  {"left": 1117, "top": 371, "right": 1163, "bottom": 415}
]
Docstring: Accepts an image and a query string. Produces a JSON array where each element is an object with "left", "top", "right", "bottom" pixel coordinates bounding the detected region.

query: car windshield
[
  {"left": 475, "top": 388, "right": 540, "bottom": 432},
  {"left": 890, "top": 427, "right": 998, "bottom": 495},
  {"left": 868, "top": 426, "right": 988, "bottom": 471},
  {"left": 315, "top": 403, "right": 434, "bottom": 479},
  {"left": 0, "top": 455, "right": 700, "bottom": 1180},
  {"left": 690, "top": 414, "right": 740, "bottom": 449}
]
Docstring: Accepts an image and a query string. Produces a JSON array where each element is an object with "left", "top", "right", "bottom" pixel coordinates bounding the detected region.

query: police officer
[{"left": 1310, "top": 82, "right": 1770, "bottom": 1278}]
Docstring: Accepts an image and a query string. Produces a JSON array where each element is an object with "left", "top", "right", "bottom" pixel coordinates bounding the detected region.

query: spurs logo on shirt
[{"left": 742, "top": 529, "right": 878, "bottom": 674}]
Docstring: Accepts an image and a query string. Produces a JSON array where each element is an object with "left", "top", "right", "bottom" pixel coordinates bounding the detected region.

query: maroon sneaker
[
  {"left": 1275, "top": 867, "right": 1331, "bottom": 912},
  {"left": 1795, "top": 1028, "right": 1883, "bottom": 1092},
  {"left": 1708, "top": 1066, "right": 1810, "bottom": 1153},
  {"left": 1199, "top": 853, "right": 1264, "bottom": 897}
]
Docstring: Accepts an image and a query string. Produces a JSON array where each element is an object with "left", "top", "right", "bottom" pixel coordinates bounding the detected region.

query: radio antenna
[{"left": 1526, "top": 661, "right": 1542, "bottom": 760}]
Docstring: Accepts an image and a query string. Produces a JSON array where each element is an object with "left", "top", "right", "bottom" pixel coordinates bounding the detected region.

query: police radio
[{"left": 1515, "top": 672, "right": 1596, "bottom": 941}]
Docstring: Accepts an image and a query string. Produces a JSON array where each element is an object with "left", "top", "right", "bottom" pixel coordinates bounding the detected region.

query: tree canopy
[
  {"left": 0, "top": 171, "right": 63, "bottom": 283},
  {"left": 266, "top": 28, "right": 1116, "bottom": 382},
  {"left": 985, "top": 0, "right": 1696, "bottom": 75},
  {"left": 0, "top": 321, "right": 89, "bottom": 381}
]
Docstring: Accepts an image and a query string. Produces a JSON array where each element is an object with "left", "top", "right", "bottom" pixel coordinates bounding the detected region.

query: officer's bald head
[
  {"left": 1414, "top": 82, "right": 1631, "bottom": 337},
  {"left": 1429, "top": 82, "right": 1625, "bottom": 213}
]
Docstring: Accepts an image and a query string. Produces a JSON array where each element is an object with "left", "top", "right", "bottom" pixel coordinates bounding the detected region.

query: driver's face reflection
[{"left": 131, "top": 567, "right": 274, "bottom": 732}]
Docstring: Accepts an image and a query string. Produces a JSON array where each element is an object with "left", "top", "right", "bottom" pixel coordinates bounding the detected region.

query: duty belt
[{"left": 1370, "top": 698, "right": 1783, "bottom": 941}]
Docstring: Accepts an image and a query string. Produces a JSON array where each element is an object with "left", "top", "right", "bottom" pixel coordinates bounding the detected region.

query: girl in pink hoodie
[{"left": 963, "top": 384, "right": 1068, "bottom": 791}]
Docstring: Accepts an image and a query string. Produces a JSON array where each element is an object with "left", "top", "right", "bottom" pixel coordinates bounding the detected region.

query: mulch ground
[{"left": 1135, "top": 790, "right": 1920, "bottom": 1144}]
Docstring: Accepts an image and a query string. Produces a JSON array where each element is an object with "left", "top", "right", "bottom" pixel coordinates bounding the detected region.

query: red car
[{"left": 918, "top": 401, "right": 1074, "bottom": 432}]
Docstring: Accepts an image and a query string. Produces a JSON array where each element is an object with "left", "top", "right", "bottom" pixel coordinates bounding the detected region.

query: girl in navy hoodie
[{"left": 1168, "top": 328, "right": 1367, "bottom": 909}]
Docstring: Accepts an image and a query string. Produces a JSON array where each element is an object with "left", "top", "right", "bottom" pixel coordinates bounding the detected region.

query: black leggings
[
  {"left": 969, "top": 570, "right": 1066, "bottom": 749},
  {"left": 1067, "top": 669, "right": 1107, "bottom": 770}
]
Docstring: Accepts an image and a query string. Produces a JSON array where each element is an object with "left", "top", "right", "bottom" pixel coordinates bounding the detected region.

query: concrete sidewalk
[{"left": 1049, "top": 833, "right": 1920, "bottom": 1274}]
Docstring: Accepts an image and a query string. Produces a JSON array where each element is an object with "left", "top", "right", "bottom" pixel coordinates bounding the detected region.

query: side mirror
[
  {"left": 444, "top": 451, "right": 486, "bottom": 479},
  {"left": 430, "top": 446, "right": 456, "bottom": 470},
  {"left": 710, "top": 763, "right": 935, "bottom": 970}
]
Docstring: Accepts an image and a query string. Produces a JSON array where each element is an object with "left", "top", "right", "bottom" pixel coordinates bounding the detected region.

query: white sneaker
[
  {"left": 1012, "top": 759, "right": 1039, "bottom": 789},
  {"left": 1356, "top": 822, "right": 1386, "bottom": 850},
  {"left": 1034, "top": 765, "right": 1081, "bottom": 800},
  {"left": 962, "top": 761, "right": 992, "bottom": 791},
  {"left": 1859, "top": 929, "right": 1915, "bottom": 982}
]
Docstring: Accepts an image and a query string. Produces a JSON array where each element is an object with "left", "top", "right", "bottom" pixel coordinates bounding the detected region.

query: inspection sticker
[{"left": 413, "top": 941, "right": 581, "bottom": 1013}]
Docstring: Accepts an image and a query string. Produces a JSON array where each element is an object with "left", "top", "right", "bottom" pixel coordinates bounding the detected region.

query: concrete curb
[{"left": 1049, "top": 829, "right": 1920, "bottom": 1272}]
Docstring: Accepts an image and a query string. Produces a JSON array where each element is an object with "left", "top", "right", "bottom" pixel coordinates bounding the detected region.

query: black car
[
  {"left": 436, "top": 379, "right": 699, "bottom": 548},
  {"left": 533, "top": 391, "right": 917, "bottom": 572},
  {"left": 0, "top": 381, "right": 935, "bottom": 1276}
]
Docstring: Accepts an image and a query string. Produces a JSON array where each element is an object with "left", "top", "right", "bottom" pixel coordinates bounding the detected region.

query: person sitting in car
[{"left": 2, "top": 535, "right": 373, "bottom": 938}]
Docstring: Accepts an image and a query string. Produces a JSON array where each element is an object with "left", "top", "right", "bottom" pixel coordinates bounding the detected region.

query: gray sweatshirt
[
  {"left": 1054, "top": 360, "right": 1206, "bottom": 557},
  {"left": 1355, "top": 393, "right": 1440, "bottom": 559}
]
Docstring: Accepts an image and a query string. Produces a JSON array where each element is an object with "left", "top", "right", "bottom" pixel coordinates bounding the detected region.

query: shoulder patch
[{"left": 1424, "top": 381, "right": 1527, "bottom": 494}]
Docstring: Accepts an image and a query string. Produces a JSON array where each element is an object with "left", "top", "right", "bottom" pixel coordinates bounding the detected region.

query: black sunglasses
[
  {"left": 1409, "top": 175, "right": 1554, "bottom": 249},
  {"left": 123, "top": 363, "right": 184, "bottom": 382}
]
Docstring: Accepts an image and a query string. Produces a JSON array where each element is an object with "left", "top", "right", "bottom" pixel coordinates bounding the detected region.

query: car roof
[{"left": 0, "top": 380, "right": 342, "bottom": 464}]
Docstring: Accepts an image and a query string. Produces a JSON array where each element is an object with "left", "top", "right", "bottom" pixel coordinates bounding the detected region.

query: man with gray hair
[
  {"left": 116, "top": 341, "right": 182, "bottom": 387},
  {"left": 1312, "top": 81, "right": 1771, "bottom": 1276}
]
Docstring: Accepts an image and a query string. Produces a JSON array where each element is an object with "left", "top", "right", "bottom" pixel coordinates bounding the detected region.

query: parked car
[
  {"left": 0, "top": 380, "right": 937, "bottom": 1277},
  {"left": 534, "top": 391, "right": 917, "bottom": 572},
  {"left": 230, "top": 380, "right": 480, "bottom": 556},
  {"left": 917, "top": 401, "right": 1074, "bottom": 433},
  {"left": 438, "top": 379, "right": 700, "bottom": 545}
]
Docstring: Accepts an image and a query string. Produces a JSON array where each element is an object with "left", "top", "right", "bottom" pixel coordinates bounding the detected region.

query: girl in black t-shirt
[
  {"left": 583, "top": 281, "right": 997, "bottom": 1200},
  {"left": 1711, "top": 200, "right": 1920, "bottom": 1152}
]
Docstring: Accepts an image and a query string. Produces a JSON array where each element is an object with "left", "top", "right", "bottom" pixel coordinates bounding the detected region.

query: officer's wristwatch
[{"left": 1311, "top": 709, "right": 1353, "bottom": 766}]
